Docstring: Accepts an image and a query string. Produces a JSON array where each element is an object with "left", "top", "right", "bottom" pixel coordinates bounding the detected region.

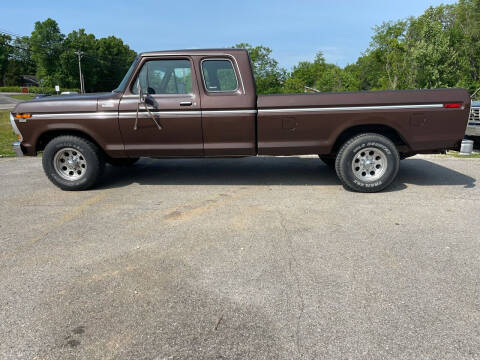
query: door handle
[{"left": 180, "top": 101, "right": 192, "bottom": 106}]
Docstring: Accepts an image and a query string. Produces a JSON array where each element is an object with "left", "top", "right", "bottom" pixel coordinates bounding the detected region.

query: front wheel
[
  {"left": 42, "top": 135, "right": 105, "bottom": 191},
  {"left": 335, "top": 133, "right": 400, "bottom": 193}
]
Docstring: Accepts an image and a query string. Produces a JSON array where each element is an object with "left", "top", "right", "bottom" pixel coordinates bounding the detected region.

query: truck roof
[{"left": 139, "top": 48, "right": 248, "bottom": 57}]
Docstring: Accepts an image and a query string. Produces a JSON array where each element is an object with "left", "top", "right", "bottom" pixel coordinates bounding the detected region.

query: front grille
[{"left": 470, "top": 107, "right": 480, "bottom": 123}]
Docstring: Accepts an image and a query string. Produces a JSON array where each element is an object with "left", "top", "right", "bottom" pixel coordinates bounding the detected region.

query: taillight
[{"left": 444, "top": 103, "right": 462, "bottom": 109}]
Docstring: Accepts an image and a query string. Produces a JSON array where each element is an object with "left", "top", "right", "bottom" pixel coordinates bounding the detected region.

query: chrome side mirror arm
[{"left": 134, "top": 88, "right": 163, "bottom": 131}]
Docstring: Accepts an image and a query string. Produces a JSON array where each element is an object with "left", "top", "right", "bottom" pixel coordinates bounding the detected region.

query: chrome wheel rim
[
  {"left": 53, "top": 148, "right": 87, "bottom": 181},
  {"left": 351, "top": 147, "right": 387, "bottom": 182}
]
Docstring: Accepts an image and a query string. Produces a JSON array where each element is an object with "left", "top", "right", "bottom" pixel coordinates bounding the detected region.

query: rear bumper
[{"left": 13, "top": 142, "right": 23, "bottom": 157}]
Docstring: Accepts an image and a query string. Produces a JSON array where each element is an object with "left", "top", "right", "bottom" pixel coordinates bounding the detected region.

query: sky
[{"left": 1, "top": 0, "right": 459, "bottom": 69}]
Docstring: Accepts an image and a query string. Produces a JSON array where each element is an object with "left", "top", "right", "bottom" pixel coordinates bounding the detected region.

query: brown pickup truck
[{"left": 10, "top": 48, "right": 470, "bottom": 192}]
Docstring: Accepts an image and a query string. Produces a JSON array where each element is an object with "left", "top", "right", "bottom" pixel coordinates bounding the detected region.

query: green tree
[
  {"left": 284, "top": 52, "right": 359, "bottom": 93},
  {"left": 365, "top": 20, "right": 412, "bottom": 89},
  {"left": 448, "top": 0, "right": 480, "bottom": 92},
  {"left": 407, "top": 6, "right": 459, "bottom": 88},
  {"left": 351, "top": 1, "right": 480, "bottom": 92},
  {"left": 95, "top": 36, "right": 136, "bottom": 91},
  {"left": 234, "top": 43, "right": 286, "bottom": 94},
  {"left": 58, "top": 29, "right": 97, "bottom": 91},
  {"left": 4, "top": 36, "right": 36, "bottom": 86},
  {"left": 30, "top": 18, "right": 65, "bottom": 86},
  {"left": 315, "top": 64, "right": 359, "bottom": 92},
  {"left": 284, "top": 52, "right": 327, "bottom": 92},
  {"left": 0, "top": 34, "right": 12, "bottom": 86}
]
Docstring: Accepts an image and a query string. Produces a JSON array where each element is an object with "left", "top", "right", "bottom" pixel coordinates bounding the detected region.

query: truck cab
[{"left": 113, "top": 50, "right": 257, "bottom": 158}]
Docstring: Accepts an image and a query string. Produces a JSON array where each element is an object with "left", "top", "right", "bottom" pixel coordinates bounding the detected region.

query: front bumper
[
  {"left": 12, "top": 141, "right": 23, "bottom": 157},
  {"left": 9, "top": 112, "right": 25, "bottom": 156}
]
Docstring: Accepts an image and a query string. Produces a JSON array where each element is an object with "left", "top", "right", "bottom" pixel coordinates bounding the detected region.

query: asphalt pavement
[
  {"left": 0, "top": 93, "right": 21, "bottom": 110},
  {"left": 0, "top": 155, "right": 479, "bottom": 359}
]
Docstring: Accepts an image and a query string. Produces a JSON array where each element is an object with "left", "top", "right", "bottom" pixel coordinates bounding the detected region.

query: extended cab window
[
  {"left": 201, "top": 59, "right": 238, "bottom": 92},
  {"left": 132, "top": 59, "right": 192, "bottom": 95}
]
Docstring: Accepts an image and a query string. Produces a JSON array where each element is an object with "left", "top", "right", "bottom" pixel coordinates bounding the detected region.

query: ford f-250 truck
[{"left": 10, "top": 49, "right": 471, "bottom": 192}]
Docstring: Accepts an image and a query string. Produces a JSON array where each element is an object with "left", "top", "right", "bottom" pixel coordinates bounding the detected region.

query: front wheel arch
[{"left": 35, "top": 129, "right": 106, "bottom": 155}]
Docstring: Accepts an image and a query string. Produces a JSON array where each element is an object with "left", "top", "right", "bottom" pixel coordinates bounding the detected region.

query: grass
[
  {"left": 9, "top": 94, "right": 35, "bottom": 101},
  {"left": 444, "top": 150, "right": 480, "bottom": 158},
  {"left": 0, "top": 110, "right": 17, "bottom": 157}
]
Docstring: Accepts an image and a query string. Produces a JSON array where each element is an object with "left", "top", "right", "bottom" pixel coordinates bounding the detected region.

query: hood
[
  {"left": 13, "top": 92, "right": 121, "bottom": 114},
  {"left": 472, "top": 100, "right": 480, "bottom": 108}
]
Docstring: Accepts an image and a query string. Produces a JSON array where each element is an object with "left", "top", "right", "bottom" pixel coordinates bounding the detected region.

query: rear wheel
[
  {"left": 335, "top": 133, "right": 399, "bottom": 193},
  {"left": 42, "top": 135, "right": 105, "bottom": 191}
]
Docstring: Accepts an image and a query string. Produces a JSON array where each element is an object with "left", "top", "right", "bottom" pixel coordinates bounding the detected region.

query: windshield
[{"left": 112, "top": 56, "right": 139, "bottom": 93}]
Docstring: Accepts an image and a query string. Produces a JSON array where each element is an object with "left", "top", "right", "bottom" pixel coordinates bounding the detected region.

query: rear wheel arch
[{"left": 329, "top": 124, "right": 410, "bottom": 155}]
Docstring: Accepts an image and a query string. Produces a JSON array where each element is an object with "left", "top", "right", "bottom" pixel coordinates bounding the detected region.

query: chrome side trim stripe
[
  {"left": 29, "top": 104, "right": 445, "bottom": 120},
  {"left": 120, "top": 111, "right": 202, "bottom": 118},
  {"left": 121, "top": 110, "right": 256, "bottom": 118},
  {"left": 202, "top": 110, "right": 257, "bottom": 115},
  {"left": 258, "top": 104, "right": 444, "bottom": 113},
  {"left": 31, "top": 110, "right": 257, "bottom": 119},
  {"left": 32, "top": 112, "right": 118, "bottom": 120}
]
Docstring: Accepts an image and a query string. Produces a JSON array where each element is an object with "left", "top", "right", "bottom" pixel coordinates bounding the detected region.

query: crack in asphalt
[{"left": 278, "top": 211, "right": 306, "bottom": 359}]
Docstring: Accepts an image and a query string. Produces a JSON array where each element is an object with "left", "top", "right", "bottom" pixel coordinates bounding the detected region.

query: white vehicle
[{"left": 466, "top": 101, "right": 480, "bottom": 138}]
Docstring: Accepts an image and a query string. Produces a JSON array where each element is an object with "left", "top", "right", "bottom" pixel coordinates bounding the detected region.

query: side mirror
[
  {"left": 144, "top": 95, "right": 154, "bottom": 106},
  {"left": 134, "top": 86, "right": 162, "bottom": 131}
]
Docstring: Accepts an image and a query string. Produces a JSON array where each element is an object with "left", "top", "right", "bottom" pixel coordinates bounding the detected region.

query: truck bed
[{"left": 257, "top": 88, "right": 470, "bottom": 155}]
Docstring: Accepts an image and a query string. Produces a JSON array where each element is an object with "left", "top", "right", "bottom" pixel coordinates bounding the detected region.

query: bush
[{"left": 0, "top": 86, "right": 80, "bottom": 95}]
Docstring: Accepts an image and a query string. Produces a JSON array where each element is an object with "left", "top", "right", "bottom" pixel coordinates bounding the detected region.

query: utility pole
[{"left": 74, "top": 51, "right": 85, "bottom": 93}]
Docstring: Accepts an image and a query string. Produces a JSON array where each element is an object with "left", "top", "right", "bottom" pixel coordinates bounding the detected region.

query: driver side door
[{"left": 119, "top": 57, "right": 203, "bottom": 157}]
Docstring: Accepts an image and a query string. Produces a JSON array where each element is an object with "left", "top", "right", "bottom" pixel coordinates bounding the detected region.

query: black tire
[
  {"left": 107, "top": 157, "right": 139, "bottom": 167},
  {"left": 335, "top": 133, "right": 400, "bottom": 193},
  {"left": 319, "top": 155, "right": 336, "bottom": 169},
  {"left": 42, "top": 135, "right": 105, "bottom": 191}
]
